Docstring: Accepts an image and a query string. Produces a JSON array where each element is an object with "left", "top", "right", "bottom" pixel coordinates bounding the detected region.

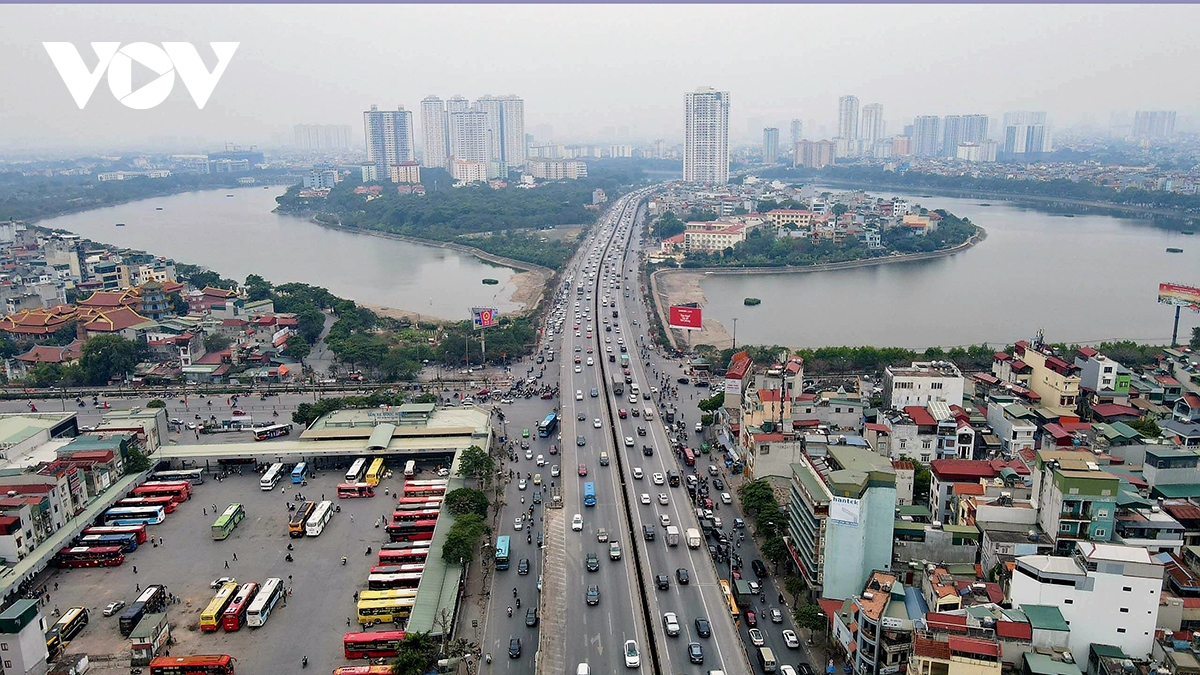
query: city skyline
[{"left": 2, "top": 5, "right": 1199, "bottom": 153}]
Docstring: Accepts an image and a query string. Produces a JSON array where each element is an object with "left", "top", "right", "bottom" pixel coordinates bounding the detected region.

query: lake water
[
  {"left": 698, "top": 191, "right": 1200, "bottom": 348},
  {"left": 37, "top": 186, "right": 524, "bottom": 321}
]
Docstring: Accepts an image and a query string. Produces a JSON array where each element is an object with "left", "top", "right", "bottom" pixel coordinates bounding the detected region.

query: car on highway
[
  {"left": 770, "top": 607, "right": 784, "bottom": 623},
  {"left": 525, "top": 607, "right": 538, "bottom": 626},
  {"left": 655, "top": 575, "right": 670, "bottom": 590},
  {"left": 586, "top": 585, "right": 600, "bottom": 606},
  {"left": 643, "top": 525, "right": 656, "bottom": 540},
  {"left": 695, "top": 616, "right": 711, "bottom": 638},
  {"left": 575, "top": 365, "right": 582, "bottom": 373},
  {"left": 572, "top": 514, "right": 583, "bottom": 531},
  {"left": 748, "top": 628, "right": 765, "bottom": 646},
  {"left": 782, "top": 629, "right": 801, "bottom": 649},
  {"left": 586, "top": 553, "right": 599, "bottom": 572},
  {"left": 659, "top": 514, "right": 671, "bottom": 527},
  {"left": 609, "top": 542, "right": 621, "bottom": 560},
  {"left": 713, "top": 478, "right": 725, "bottom": 490},
  {"left": 625, "top": 436, "right": 634, "bottom": 447},
  {"left": 103, "top": 601, "right": 126, "bottom": 616},
  {"left": 551, "top": 465, "right": 560, "bottom": 477},
  {"left": 687, "top": 642, "right": 704, "bottom": 664},
  {"left": 632, "top": 467, "right": 643, "bottom": 479},
  {"left": 721, "top": 492, "right": 733, "bottom": 504},
  {"left": 522, "top": 428, "right": 530, "bottom": 438},
  {"left": 652, "top": 472, "right": 664, "bottom": 485},
  {"left": 643, "top": 445, "right": 654, "bottom": 456},
  {"left": 753, "top": 559, "right": 769, "bottom": 578},
  {"left": 577, "top": 411, "right": 586, "bottom": 421},
  {"left": 525, "top": 448, "right": 533, "bottom": 459},
  {"left": 514, "top": 518, "right": 524, "bottom": 531},
  {"left": 663, "top": 612, "right": 681, "bottom": 636},
  {"left": 549, "top": 444, "right": 558, "bottom": 455},
  {"left": 518, "top": 478, "right": 527, "bottom": 490},
  {"left": 576, "top": 436, "right": 586, "bottom": 447},
  {"left": 658, "top": 493, "right": 669, "bottom": 505},
  {"left": 518, "top": 558, "right": 530, "bottom": 575},
  {"left": 593, "top": 418, "right": 602, "bottom": 428},
  {"left": 590, "top": 388, "right": 599, "bottom": 397},
  {"left": 745, "top": 610, "right": 758, "bottom": 627},
  {"left": 696, "top": 422, "right": 704, "bottom": 433},
  {"left": 576, "top": 390, "right": 583, "bottom": 400},
  {"left": 536, "top": 454, "right": 546, "bottom": 466},
  {"left": 618, "top": 409, "right": 627, "bottom": 418},
  {"left": 587, "top": 357, "right": 593, "bottom": 366},
  {"left": 676, "top": 567, "right": 689, "bottom": 584},
  {"left": 640, "top": 493, "right": 651, "bottom": 505},
  {"left": 623, "top": 640, "right": 640, "bottom": 668},
  {"left": 509, "top": 637, "right": 522, "bottom": 658},
  {"left": 578, "top": 463, "right": 588, "bottom": 476},
  {"left": 637, "top": 426, "right": 646, "bottom": 436},
  {"left": 597, "top": 527, "right": 609, "bottom": 542}
]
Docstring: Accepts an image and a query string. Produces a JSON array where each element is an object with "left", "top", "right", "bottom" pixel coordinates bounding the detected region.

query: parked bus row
[
  {"left": 199, "top": 578, "right": 285, "bottom": 633},
  {"left": 45, "top": 606, "right": 89, "bottom": 663}
]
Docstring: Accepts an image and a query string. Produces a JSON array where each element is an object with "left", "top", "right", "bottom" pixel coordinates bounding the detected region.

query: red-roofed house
[
  {"left": 1089, "top": 403, "right": 1141, "bottom": 423},
  {"left": 724, "top": 351, "right": 752, "bottom": 411},
  {"left": 912, "top": 635, "right": 1002, "bottom": 675},
  {"left": 76, "top": 288, "right": 139, "bottom": 309},
  {"left": 1174, "top": 393, "right": 1200, "bottom": 424},
  {"left": 930, "top": 460, "right": 1003, "bottom": 523},
  {"left": 81, "top": 306, "right": 153, "bottom": 340},
  {"left": 11, "top": 339, "right": 83, "bottom": 377},
  {"left": 0, "top": 305, "right": 78, "bottom": 338},
  {"left": 187, "top": 286, "right": 240, "bottom": 314}
]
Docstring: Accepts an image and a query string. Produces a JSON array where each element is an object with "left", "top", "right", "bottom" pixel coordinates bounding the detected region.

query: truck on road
[
  {"left": 686, "top": 527, "right": 702, "bottom": 548},
  {"left": 611, "top": 375, "right": 624, "bottom": 396},
  {"left": 665, "top": 525, "right": 679, "bottom": 547}
]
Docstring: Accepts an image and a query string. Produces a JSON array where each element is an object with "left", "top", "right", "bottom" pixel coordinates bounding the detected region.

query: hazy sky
[{"left": 2, "top": 4, "right": 1199, "bottom": 154}]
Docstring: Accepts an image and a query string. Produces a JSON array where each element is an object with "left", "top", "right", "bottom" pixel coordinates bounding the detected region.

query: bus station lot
[{"left": 52, "top": 466, "right": 407, "bottom": 674}]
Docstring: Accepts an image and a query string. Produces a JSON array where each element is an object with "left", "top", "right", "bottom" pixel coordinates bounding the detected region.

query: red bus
[
  {"left": 116, "top": 496, "right": 178, "bottom": 514},
  {"left": 343, "top": 630, "right": 406, "bottom": 659},
  {"left": 396, "top": 496, "right": 443, "bottom": 506},
  {"left": 149, "top": 654, "right": 236, "bottom": 675},
  {"left": 391, "top": 509, "right": 440, "bottom": 522},
  {"left": 393, "top": 501, "right": 442, "bottom": 512},
  {"left": 401, "top": 483, "right": 446, "bottom": 498},
  {"left": 221, "top": 581, "right": 259, "bottom": 632},
  {"left": 380, "top": 541, "right": 431, "bottom": 551},
  {"left": 54, "top": 545, "right": 124, "bottom": 568},
  {"left": 370, "top": 564, "right": 425, "bottom": 575},
  {"left": 682, "top": 447, "right": 696, "bottom": 467},
  {"left": 334, "top": 667, "right": 394, "bottom": 675},
  {"left": 84, "top": 524, "right": 148, "bottom": 543},
  {"left": 337, "top": 483, "right": 375, "bottom": 499},
  {"left": 378, "top": 548, "right": 429, "bottom": 565},
  {"left": 385, "top": 520, "right": 437, "bottom": 542},
  {"left": 131, "top": 481, "right": 191, "bottom": 503},
  {"left": 367, "top": 572, "right": 423, "bottom": 590}
]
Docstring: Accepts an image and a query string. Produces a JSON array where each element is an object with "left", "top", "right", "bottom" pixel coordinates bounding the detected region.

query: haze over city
[{"left": 3, "top": 4, "right": 1200, "bottom": 153}]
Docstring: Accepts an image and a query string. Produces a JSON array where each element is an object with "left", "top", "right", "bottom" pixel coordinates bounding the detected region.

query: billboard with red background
[{"left": 668, "top": 306, "right": 703, "bottom": 329}]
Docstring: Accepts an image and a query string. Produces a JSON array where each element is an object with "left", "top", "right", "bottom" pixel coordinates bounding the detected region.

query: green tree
[
  {"left": 295, "top": 307, "right": 326, "bottom": 344},
  {"left": 908, "top": 458, "right": 932, "bottom": 506},
  {"left": 1191, "top": 326, "right": 1200, "bottom": 352},
  {"left": 244, "top": 274, "right": 273, "bottom": 302},
  {"left": 740, "top": 479, "right": 777, "bottom": 517},
  {"left": 124, "top": 447, "right": 152, "bottom": 474},
  {"left": 652, "top": 212, "right": 687, "bottom": 239},
  {"left": 1126, "top": 417, "right": 1161, "bottom": 438},
  {"left": 794, "top": 603, "right": 827, "bottom": 632},
  {"left": 442, "top": 513, "right": 487, "bottom": 564},
  {"left": 784, "top": 576, "right": 807, "bottom": 605},
  {"left": 698, "top": 393, "right": 725, "bottom": 413},
  {"left": 80, "top": 334, "right": 142, "bottom": 385},
  {"left": 390, "top": 631, "right": 439, "bottom": 675},
  {"left": 831, "top": 203, "right": 849, "bottom": 217},
  {"left": 167, "top": 292, "right": 189, "bottom": 316},
  {"left": 444, "top": 487, "right": 490, "bottom": 518},
  {"left": 146, "top": 399, "right": 166, "bottom": 409},
  {"left": 204, "top": 333, "right": 232, "bottom": 353},
  {"left": 762, "top": 535, "right": 789, "bottom": 565},
  {"left": 455, "top": 445, "right": 494, "bottom": 482},
  {"left": 285, "top": 334, "right": 311, "bottom": 362}
]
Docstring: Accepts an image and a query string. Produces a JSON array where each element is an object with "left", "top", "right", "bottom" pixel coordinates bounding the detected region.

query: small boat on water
[
  {"left": 1182, "top": 230, "right": 1195, "bottom": 235},
  {"left": 979, "top": 203, "right": 991, "bottom": 207},
  {"left": 743, "top": 297, "right": 761, "bottom": 306},
  {"left": 155, "top": 207, "right": 163, "bottom": 211},
  {"left": 226, "top": 194, "right": 234, "bottom": 197},
  {"left": 482, "top": 278, "right": 499, "bottom": 285},
  {"left": 1166, "top": 247, "right": 1184, "bottom": 253},
  {"left": 1062, "top": 214, "right": 1075, "bottom": 218},
  {"left": 115, "top": 222, "right": 125, "bottom": 227}
]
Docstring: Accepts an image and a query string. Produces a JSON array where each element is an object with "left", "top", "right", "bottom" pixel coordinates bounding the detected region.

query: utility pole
[{"left": 732, "top": 317, "right": 738, "bottom": 350}]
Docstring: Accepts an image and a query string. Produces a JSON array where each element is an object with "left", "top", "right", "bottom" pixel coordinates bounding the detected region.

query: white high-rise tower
[
  {"left": 420, "top": 96, "right": 449, "bottom": 168},
  {"left": 363, "top": 104, "right": 415, "bottom": 177},
  {"left": 683, "top": 87, "right": 730, "bottom": 184}
]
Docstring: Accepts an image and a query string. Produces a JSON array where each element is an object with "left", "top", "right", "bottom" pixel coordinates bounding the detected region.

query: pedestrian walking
[
  {"left": 225, "top": 560, "right": 230, "bottom": 569},
  {"left": 133, "top": 566, "right": 138, "bottom": 574},
  {"left": 212, "top": 503, "right": 218, "bottom": 512},
  {"left": 203, "top": 507, "right": 207, "bottom": 516},
  {"left": 232, "top": 552, "right": 238, "bottom": 561},
  {"left": 54, "top": 582, "right": 58, "bottom": 591},
  {"left": 350, "top": 514, "right": 354, "bottom": 523},
  {"left": 136, "top": 584, "right": 140, "bottom": 592},
  {"left": 159, "top": 537, "right": 163, "bottom": 546}
]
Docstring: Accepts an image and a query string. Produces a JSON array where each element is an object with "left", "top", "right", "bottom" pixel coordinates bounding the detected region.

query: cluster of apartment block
[{"left": 712, "top": 341, "right": 1200, "bottom": 675}]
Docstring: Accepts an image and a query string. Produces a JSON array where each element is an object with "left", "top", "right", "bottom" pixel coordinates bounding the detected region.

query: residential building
[
  {"left": 884, "top": 361, "right": 965, "bottom": 409},
  {"left": 1014, "top": 339, "right": 1081, "bottom": 414},
  {"left": 446, "top": 95, "right": 470, "bottom": 114},
  {"left": 525, "top": 158, "right": 588, "bottom": 180},
  {"left": 683, "top": 222, "right": 746, "bottom": 254},
  {"left": 449, "top": 110, "right": 490, "bottom": 166},
  {"left": 497, "top": 95, "right": 527, "bottom": 170},
  {"left": 1031, "top": 449, "right": 1119, "bottom": 554},
  {"left": 978, "top": 521, "right": 1055, "bottom": 573},
  {"left": 796, "top": 140, "right": 837, "bottom": 169},
  {"left": 683, "top": 87, "right": 730, "bottom": 184},
  {"left": 942, "top": 115, "right": 990, "bottom": 157},
  {"left": 912, "top": 116, "right": 942, "bottom": 157},
  {"left": 363, "top": 104, "right": 415, "bottom": 178},
  {"left": 449, "top": 159, "right": 487, "bottom": 184},
  {"left": 844, "top": 571, "right": 922, "bottom": 675},
  {"left": 389, "top": 161, "right": 421, "bottom": 184},
  {"left": 1132, "top": 111, "right": 1176, "bottom": 141},
  {"left": 1010, "top": 542, "right": 1163, "bottom": 661},
  {"left": 791, "top": 118, "right": 803, "bottom": 147},
  {"left": 1074, "top": 348, "right": 1132, "bottom": 411},
  {"left": 787, "top": 445, "right": 897, "bottom": 600},
  {"left": 303, "top": 168, "right": 339, "bottom": 190},
  {"left": 985, "top": 398, "right": 1038, "bottom": 454},
  {"left": 956, "top": 141, "right": 998, "bottom": 162},
  {"left": 860, "top": 103, "right": 884, "bottom": 154},
  {"left": 0, "top": 600, "right": 51, "bottom": 675},
  {"left": 837, "top": 95, "right": 860, "bottom": 145},
  {"left": 911, "top": 632, "right": 1002, "bottom": 675},
  {"left": 419, "top": 95, "right": 449, "bottom": 168},
  {"left": 929, "top": 459, "right": 1028, "bottom": 525},
  {"left": 763, "top": 127, "right": 780, "bottom": 164},
  {"left": 1003, "top": 112, "right": 1050, "bottom": 156},
  {"left": 1174, "top": 393, "right": 1200, "bottom": 424}
]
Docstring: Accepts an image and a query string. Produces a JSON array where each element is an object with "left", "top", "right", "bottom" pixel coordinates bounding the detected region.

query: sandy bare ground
[
  {"left": 653, "top": 270, "right": 733, "bottom": 349},
  {"left": 363, "top": 269, "right": 547, "bottom": 324}
]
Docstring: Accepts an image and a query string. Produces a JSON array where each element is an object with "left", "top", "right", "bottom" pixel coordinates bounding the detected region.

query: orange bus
[
  {"left": 337, "top": 483, "right": 375, "bottom": 498},
  {"left": 149, "top": 655, "right": 236, "bottom": 675},
  {"left": 131, "top": 481, "right": 191, "bottom": 503}
]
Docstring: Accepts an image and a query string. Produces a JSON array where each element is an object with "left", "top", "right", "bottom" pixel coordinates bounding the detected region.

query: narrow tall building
[
  {"left": 941, "top": 114, "right": 989, "bottom": 157},
  {"left": 1002, "top": 111, "right": 1050, "bottom": 156},
  {"left": 910, "top": 115, "right": 942, "bottom": 157},
  {"left": 498, "top": 96, "right": 526, "bottom": 169},
  {"left": 419, "top": 96, "right": 449, "bottom": 169},
  {"left": 473, "top": 96, "right": 505, "bottom": 175},
  {"left": 859, "top": 103, "right": 884, "bottom": 153},
  {"left": 763, "top": 127, "right": 779, "bottom": 164},
  {"left": 1132, "top": 110, "right": 1176, "bottom": 140},
  {"left": 837, "top": 95, "right": 860, "bottom": 141},
  {"left": 790, "top": 118, "right": 803, "bottom": 147},
  {"left": 363, "top": 104, "right": 415, "bottom": 178},
  {"left": 683, "top": 87, "right": 730, "bottom": 184}
]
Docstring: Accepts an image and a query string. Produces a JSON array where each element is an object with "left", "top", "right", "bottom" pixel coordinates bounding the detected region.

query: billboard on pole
[
  {"left": 472, "top": 307, "right": 499, "bottom": 329},
  {"left": 1158, "top": 283, "right": 1200, "bottom": 312},
  {"left": 668, "top": 305, "right": 703, "bottom": 330}
]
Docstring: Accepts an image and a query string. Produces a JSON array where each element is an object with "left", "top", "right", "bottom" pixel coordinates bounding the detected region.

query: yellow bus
[
  {"left": 356, "top": 596, "right": 415, "bottom": 626},
  {"left": 359, "top": 588, "right": 419, "bottom": 602},
  {"left": 365, "top": 458, "right": 385, "bottom": 486},
  {"left": 200, "top": 582, "right": 239, "bottom": 632},
  {"left": 719, "top": 579, "right": 740, "bottom": 626}
]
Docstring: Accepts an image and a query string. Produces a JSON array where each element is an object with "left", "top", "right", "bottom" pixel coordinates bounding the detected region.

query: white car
[
  {"left": 632, "top": 467, "right": 644, "bottom": 479},
  {"left": 576, "top": 390, "right": 584, "bottom": 400},
  {"left": 658, "top": 493, "right": 669, "bottom": 505},
  {"left": 536, "top": 454, "right": 546, "bottom": 466},
  {"left": 624, "top": 640, "right": 640, "bottom": 668},
  {"left": 210, "top": 576, "right": 236, "bottom": 589},
  {"left": 575, "top": 365, "right": 582, "bottom": 373},
  {"left": 594, "top": 418, "right": 602, "bottom": 428},
  {"left": 652, "top": 473, "right": 665, "bottom": 485},
  {"left": 640, "top": 493, "right": 651, "bottom": 505},
  {"left": 748, "top": 628, "right": 765, "bottom": 646},
  {"left": 518, "top": 478, "right": 528, "bottom": 491},
  {"left": 572, "top": 513, "right": 583, "bottom": 531},
  {"left": 712, "top": 516, "right": 723, "bottom": 529},
  {"left": 514, "top": 517, "right": 524, "bottom": 531},
  {"left": 783, "top": 629, "right": 801, "bottom": 649},
  {"left": 525, "top": 448, "right": 533, "bottom": 460},
  {"left": 659, "top": 514, "right": 671, "bottom": 527},
  {"left": 624, "top": 436, "right": 634, "bottom": 447},
  {"left": 663, "top": 611, "right": 681, "bottom": 636},
  {"left": 586, "top": 357, "right": 594, "bottom": 366},
  {"left": 721, "top": 492, "right": 732, "bottom": 505}
]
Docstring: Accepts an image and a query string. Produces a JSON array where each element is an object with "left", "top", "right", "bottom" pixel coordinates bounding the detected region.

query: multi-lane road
[{"left": 482, "top": 189, "right": 816, "bottom": 674}]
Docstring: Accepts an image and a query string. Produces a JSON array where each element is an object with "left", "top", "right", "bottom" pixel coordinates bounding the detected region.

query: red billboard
[
  {"left": 1159, "top": 283, "right": 1200, "bottom": 312},
  {"left": 668, "top": 306, "right": 703, "bottom": 330}
]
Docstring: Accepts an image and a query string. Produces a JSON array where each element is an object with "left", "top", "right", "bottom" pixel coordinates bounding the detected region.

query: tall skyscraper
[
  {"left": 837, "top": 95, "right": 860, "bottom": 141},
  {"left": 363, "top": 104, "right": 415, "bottom": 178},
  {"left": 498, "top": 95, "right": 527, "bottom": 169},
  {"left": 683, "top": 87, "right": 730, "bottom": 184},
  {"left": 763, "top": 128, "right": 780, "bottom": 164},
  {"left": 448, "top": 110, "right": 489, "bottom": 164},
  {"left": 294, "top": 124, "right": 351, "bottom": 151},
  {"left": 446, "top": 95, "right": 470, "bottom": 114},
  {"left": 910, "top": 116, "right": 942, "bottom": 157},
  {"left": 860, "top": 103, "right": 884, "bottom": 153},
  {"left": 941, "top": 114, "right": 989, "bottom": 157},
  {"left": 1003, "top": 111, "right": 1050, "bottom": 156},
  {"left": 794, "top": 140, "right": 836, "bottom": 169},
  {"left": 420, "top": 96, "right": 449, "bottom": 169},
  {"left": 1132, "top": 111, "right": 1176, "bottom": 140},
  {"left": 790, "top": 119, "right": 803, "bottom": 147},
  {"left": 473, "top": 96, "right": 505, "bottom": 175}
]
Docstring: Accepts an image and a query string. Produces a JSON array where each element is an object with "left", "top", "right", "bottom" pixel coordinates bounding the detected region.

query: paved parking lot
[{"left": 51, "top": 465, "right": 412, "bottom": 673}]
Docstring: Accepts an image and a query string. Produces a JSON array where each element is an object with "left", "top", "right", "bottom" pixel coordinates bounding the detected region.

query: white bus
[
  {"left": 305, "top": 500, "right": 333, "bottom": 537},
  {"left": 149, "top": 469, "right": 205, "bottom": 485},
  {"left": 260, "top": 463, "right": 285, "bottom": 491},
  {"left": 246, "top": 577, "right": 284, "bottom": 627},
  {"left": 345, "top": 457, "right": 367, "bottom": 483},
  {"left": 403, "top": 460, "right": 416, "bottom": 478}
]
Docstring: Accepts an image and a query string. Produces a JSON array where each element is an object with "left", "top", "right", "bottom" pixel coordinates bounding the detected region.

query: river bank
[{"left": 650, "top": 225, "right": 987, "bottom": 350}]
